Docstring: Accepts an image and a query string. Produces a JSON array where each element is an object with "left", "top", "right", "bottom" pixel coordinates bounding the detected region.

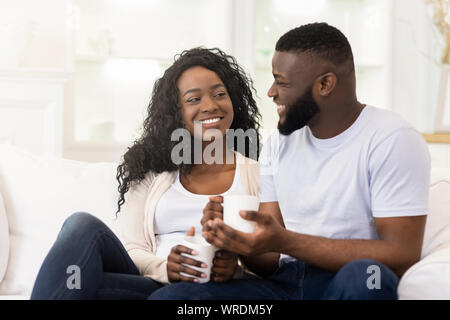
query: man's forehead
[
  {"left": 272, "top": 50, "right": 313, "bottom": 77},
  {"left": 272, "top": 50, "right": 336, "bottom": 79}
]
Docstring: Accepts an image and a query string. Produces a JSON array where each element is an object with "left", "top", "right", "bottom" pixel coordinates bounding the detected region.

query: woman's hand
[
  {"left": 211, "top": 250, "right": 238, "bottom": 283},
  {"left": 201, "top": 196, "right": 224, "bottom": 231},
  {"left": 202, "top": 199, "right": 238, "bottom": 282},
  {"left": 166, "top": 227, "right": 207, "bottom": 283}
]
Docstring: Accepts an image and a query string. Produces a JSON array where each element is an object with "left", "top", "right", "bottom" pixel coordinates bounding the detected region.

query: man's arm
[
  {"left": 206, "top": 212, "right": 427, "bottom": 278},
  {"left": 278, "top": 215, "right": 426, "bottom": 277}
]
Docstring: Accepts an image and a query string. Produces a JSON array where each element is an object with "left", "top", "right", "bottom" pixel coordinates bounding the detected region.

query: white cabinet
[
  {"left": 0, "top": 0, "right": 73, "bottom": 157},
  {"left": 0, "top": 69, "right": 70, "bottom": 157}
]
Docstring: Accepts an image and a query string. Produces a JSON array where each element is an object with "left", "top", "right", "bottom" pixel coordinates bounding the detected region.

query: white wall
[
  {"left": 390, "top": 0, "right": 450, "bottom": 168},
  {"left": 392, "top": 0, "right": 441, "bottom": 133},
  {"left": 0, "top": 0, "right": 449, "bottom": 167},
  {"left": 0, "top": 0, "right": 73, "bottom": 71}
]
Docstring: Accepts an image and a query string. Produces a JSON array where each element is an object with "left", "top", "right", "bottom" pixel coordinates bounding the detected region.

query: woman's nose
[{"left": 200, "top": 96, "right": 219, "bottom": 113}]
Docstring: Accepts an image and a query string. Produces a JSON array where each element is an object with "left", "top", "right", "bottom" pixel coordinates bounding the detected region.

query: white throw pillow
[
  {"left": 0, "top": 144, "right": 120, "bottom": 297},
  {"left": 0, "top": 191, "right": 9, "bottom": 283},
  {"left": 421, "top": 169, "right": 450, "bottom": 258}
]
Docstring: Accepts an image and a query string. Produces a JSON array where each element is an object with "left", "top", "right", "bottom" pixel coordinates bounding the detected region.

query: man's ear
[{"left": 316, "top": 73, "right": 337, "bottom": 97}]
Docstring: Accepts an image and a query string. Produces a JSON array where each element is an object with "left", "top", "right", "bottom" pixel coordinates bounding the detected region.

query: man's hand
[
  {"left": 167, "top": 227, "right": 207, "bottom": 283},
  {"left": 211, "top": 250, "right": 238, "bottom": 283},
  {"left": 202, "top": 210, "right": 285, "bottom": 256}
]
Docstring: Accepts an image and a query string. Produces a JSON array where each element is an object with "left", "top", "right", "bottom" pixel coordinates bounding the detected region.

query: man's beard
[{"left": 277, "top": 87, "right": 320, "bottom": 136}]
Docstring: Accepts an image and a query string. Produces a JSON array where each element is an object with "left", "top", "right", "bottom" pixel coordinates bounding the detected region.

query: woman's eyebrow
[
  {"left": 182, "top": 88, "right": 201, "bottom": 97},
  {"left": 182, "top": 84, "right": 225, "bottom": 97},
  {"left": 210, "top": 83, "right": 225, "bottom": 90}
]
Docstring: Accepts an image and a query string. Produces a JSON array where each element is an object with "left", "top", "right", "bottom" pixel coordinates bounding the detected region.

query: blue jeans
[
  {"left": 30, "top": 212, "right": 163, "bottom": 300},
  {"left": 148, "top": 258, "right": 399, "bottom": 300}
]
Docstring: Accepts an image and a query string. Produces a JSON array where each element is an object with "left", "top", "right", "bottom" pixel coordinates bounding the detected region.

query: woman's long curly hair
[{"left": 115, "top": 47, "right": 262, "bottom": 214}]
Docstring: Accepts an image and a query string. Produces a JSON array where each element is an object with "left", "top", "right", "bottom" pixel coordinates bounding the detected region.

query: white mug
[
  {"left": 180, "top": 235, "right": 218, "bottom": 283},
  {"left": 223, "top": 195, "right": 260, "bottom": 233}
]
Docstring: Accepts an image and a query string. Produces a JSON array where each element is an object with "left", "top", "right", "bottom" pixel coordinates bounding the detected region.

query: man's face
[
  {"left": 277, "top": 86, "right": 319, "bottom": 135},
  {"left": 268, "top": 51, "right": 320, "bottom": 135}
]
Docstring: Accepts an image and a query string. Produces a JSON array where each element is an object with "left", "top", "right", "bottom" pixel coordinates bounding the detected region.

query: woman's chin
[{"left": 202, "top": 130, "right": 226, "bottom": 142}]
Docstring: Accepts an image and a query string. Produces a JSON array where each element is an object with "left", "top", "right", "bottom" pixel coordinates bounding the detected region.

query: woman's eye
[
  {"left": 214, "top": 92, "right": 227, "bottom": 98},
  {"left": 186, "top": 97, "right": 200, "bottom": 103}
]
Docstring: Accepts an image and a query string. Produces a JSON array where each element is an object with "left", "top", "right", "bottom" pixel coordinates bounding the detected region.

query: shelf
[
  {"left": 423, "top": 133, "right": 450, "bottom": 144},
  {"left": 75, "top": 54, "right": 108, "bottom": 63},
  {"left": 75, "top": 54, "right": 171, "bottom": 64},
  {"left": 67, "top": 140, "right": 129, "bottom": 150},
  {"left": 0, "top": 68, "right": 73, "bottom": 81}
]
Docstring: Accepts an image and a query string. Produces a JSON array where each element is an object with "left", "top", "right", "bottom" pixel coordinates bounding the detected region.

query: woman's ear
[{"left": 317, "top": 73, "right": 337, "bottom": 97}]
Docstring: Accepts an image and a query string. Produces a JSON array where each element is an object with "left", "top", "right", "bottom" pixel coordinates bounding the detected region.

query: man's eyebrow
[
  {"left": 272, "top": 73, "right": 285, "bottom": 79},
  {"left": 182, "top": 84, "right": 225, "bottom": 97}
]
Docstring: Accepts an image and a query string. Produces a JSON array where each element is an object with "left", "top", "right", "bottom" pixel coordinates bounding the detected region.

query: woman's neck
[{"left": 191, "top": 138, "right": 236, "bottom": 174}]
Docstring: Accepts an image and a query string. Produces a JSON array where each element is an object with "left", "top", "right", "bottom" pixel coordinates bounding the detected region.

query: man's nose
[{"left": 268, "top": 81, "right": 278, "bottom": 98}]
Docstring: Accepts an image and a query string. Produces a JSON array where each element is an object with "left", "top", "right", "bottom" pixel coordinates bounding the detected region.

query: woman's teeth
[{"left": 201, "top": 117, "right": 221, "bottom": 124}]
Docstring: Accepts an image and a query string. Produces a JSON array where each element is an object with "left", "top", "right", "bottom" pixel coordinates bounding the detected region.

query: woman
[{"left": 30, "top": 47, "right": 262, "bottom": 299}]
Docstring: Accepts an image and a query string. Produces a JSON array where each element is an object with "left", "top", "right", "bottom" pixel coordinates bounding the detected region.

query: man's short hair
[{"left": 276, "top": 22, "right": 354, "bottom": 68}]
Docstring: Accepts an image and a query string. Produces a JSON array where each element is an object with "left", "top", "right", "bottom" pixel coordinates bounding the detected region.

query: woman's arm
[{"left": 117, "top": 173, "right": 170, "bottom": 283}]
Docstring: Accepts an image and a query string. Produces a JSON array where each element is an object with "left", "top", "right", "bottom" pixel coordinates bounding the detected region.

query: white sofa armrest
[
  {"left": 398, "top": 242, "right": 450, "bottom": 299},
  {"left": 0, "top": 191, "right": 9, "bottom": 283}
]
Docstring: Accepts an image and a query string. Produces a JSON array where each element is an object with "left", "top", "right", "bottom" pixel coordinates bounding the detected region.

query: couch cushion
[
  {"left": 421, "top": 168, "right": 450, "bottom": 258},
  {"left": 0, "top": 190, "right": 9, "bottom": 283},
  {"left": 0, "top": 144, "right": 120, "bottom": 297}
]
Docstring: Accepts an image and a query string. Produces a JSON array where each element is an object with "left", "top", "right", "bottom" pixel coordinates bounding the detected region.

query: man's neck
[{"left": 309, "top": 101, "right": 365, "bottom": 139}]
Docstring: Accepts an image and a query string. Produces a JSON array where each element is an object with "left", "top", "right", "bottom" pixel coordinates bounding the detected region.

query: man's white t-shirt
[
  {"left": 154, "top": 164, "right": 245, "bottom": 259},
  {"left": 259, "top": 105, "right": 430, "bottom": 240}
]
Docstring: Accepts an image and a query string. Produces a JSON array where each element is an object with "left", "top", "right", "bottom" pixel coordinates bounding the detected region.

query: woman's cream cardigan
[{"left": 117, "top": 152, "right": 259, "bottom": 284}]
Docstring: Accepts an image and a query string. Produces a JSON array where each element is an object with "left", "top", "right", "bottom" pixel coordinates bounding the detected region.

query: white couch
[{"left": 0, "top": 144, "right": 450, "bottom": 299}]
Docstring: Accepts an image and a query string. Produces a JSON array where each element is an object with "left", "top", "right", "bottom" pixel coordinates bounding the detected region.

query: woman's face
[{"left": 177, "top": 66, "right": 234, "bottom": 140}]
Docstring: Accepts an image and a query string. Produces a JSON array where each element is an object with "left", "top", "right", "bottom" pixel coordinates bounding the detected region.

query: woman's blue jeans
[
  {"left": 31, "top": 212, "right": 399, "bottom": 300},
  {"left": 30, "top": 212, "right": 163, "bottom": 299}
]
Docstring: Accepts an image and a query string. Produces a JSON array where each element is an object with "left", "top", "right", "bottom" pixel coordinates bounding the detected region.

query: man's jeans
[
  {"left": 148, "top": 256, "right": 399, "bottom": 300},
  {"left": 30, "top": 212, "right": 163, "bottom": 299}
]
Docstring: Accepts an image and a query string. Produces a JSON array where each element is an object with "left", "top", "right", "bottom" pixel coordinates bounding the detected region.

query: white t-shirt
[
  {"left": 154, "top": 164, "right": 245, "bottom": 259},
  {"left": 259, "top": 105, "right": 431, "bottom": 240}
]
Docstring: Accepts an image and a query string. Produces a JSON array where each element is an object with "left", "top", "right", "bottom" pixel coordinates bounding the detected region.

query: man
[{"left": 148, "top": 23, "right": 430, "bottom": 300}]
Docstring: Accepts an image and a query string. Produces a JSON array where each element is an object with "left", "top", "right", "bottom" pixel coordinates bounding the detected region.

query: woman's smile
[{"left": 195, "top": 116, "right": 225, "bottom": 129}]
